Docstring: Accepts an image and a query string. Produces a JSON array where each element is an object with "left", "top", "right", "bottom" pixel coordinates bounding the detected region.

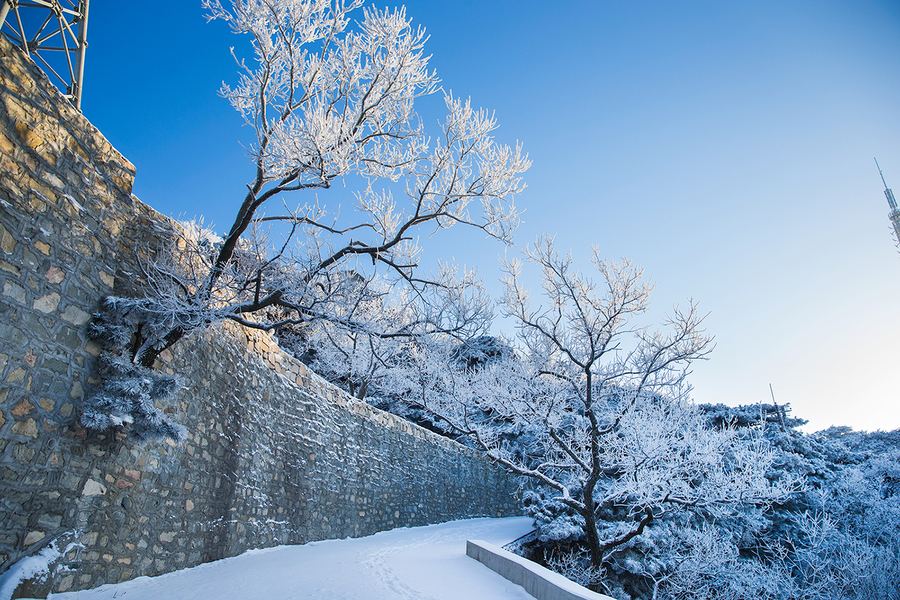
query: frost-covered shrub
[
  {"left": 546, "top": 548, "right": 605, "bottom": 590},
  {"left": 523, "top": 489, "right": 587, "bottom": 546},
  {"left": 81, "top": 356, "right": 185, "bottom": 441},
  {"left": 81, "top": 297, "right": 187, "bottom": 441},
  {"left": 451, "top": 336, "right": 514, "bottom": 371},
  {"left": 681, "top": 403, "right": 900, "bottom": 600}
]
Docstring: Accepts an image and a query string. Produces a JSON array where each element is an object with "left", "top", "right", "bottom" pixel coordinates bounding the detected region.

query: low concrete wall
[{"left": 466, "top": 540, "right": 613, "bottom": 600}]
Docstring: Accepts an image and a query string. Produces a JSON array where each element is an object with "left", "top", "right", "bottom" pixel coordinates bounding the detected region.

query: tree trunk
[
  {"left": 136, "top": 328, "right": 185, "bottom": 368},
  {"left": 581, "top": 494, "right": 604, "bottom": 568}
]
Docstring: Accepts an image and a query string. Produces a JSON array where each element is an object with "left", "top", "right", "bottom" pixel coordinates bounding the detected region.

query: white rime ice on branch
[
  {"left": 281, "top": 266, "right": 492, "bottom": 401},
  {"left": 84, "top": 0, "right": 528, "bottom": 439}
]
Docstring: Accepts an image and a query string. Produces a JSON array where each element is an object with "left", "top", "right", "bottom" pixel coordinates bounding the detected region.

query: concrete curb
[{"left": 466, "top": 540, "right": 614, "bottom": 600}]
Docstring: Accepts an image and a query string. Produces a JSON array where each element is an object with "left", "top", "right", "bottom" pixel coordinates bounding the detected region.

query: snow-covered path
[{"left": 48, "top": 517, "right": 536, "bottom": 600}]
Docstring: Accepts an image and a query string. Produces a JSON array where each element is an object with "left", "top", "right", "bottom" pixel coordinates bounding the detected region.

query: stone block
[
  {"left": 44, "top": 266, "right": 65, "bottom": 284},
  {"left": 0, "top": 224, "right": 16, "bottom": 254},
  {"left": 82, "top": 479, "right": 107, "bottom": 496},
  {"left": 61, "top": 305, "right": 90, "bottom": 325},
  {"left": 57, "top": 574, "right": 75, "bottom": 592},
  {"left": 23, "top": 530, "right": 45, "bottom": 546},
  {"left": 158, "top": 532, "right": 176, "bottom": 543},
  {"left": 10, "top": 398, "right": 33, "bottom": 416},
  {"left": 37, "top": 513, "right": 62, "bottom": 529},
  {"left": 14, "top": 121, "right": 43, "bottom": 150},
  {"left": 97, "top": 270, "right": 114, "bottom": 288},
  {"left": 41, "top": 356, "right": 68, "bottom": 375},
  {"left": 0, "top": 130, "right": 14, "bottom": 154},
  {"left": 11, "top": 418, "right": 37, "bottom": 437},
  {"left": 2, "top": 281, "right": 26, "bottom": 304},
  {"left": 33, "top": 292, "right": 60, "bottom": 313}
]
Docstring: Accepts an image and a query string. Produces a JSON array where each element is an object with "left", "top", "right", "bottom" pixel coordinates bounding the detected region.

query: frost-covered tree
[
  {"left": 281, "top": 265, "right": 491, "bottom": 400},
  {"left": 391, "top": 238, "right": 793, "bottom": 586},
  {"left": 86, "top": 0, "right": 528, "bottom": 438},
  {"left": 99, "top": 0, "right": 527, "bottom": 366}
]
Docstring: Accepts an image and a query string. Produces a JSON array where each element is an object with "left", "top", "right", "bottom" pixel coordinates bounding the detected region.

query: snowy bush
[
  {"left": 677, "top": 403, "right": 900, "bottom": 600},
  {"left": 81, "top": 355, "right": 185, "bottom": 441},
  {"left": 81, "top": 297, "right": 186, "bottom": 441}
]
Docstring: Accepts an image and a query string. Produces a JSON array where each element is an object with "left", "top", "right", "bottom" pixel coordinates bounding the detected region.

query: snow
[
  {"left": 45, "top": 517, "right": 536, "bottom": 600},
  {"left": 63, "top": 194, "right": 83, "bottom": 213},
  {"left": 0, "top": 541, "right": 67, "bottom": 600}
]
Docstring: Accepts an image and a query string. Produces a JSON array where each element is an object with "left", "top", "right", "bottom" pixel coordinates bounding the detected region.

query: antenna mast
[
  {"left": 875, "top": 158, "right": 900, "bottom": 248},
  {"left": 0, "top": 0, "right": 90, "bottom": 111}
]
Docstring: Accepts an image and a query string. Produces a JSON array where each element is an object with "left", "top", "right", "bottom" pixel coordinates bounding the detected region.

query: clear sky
[{"left": 70, "top": 1, "right": 900, "bottom": 432}]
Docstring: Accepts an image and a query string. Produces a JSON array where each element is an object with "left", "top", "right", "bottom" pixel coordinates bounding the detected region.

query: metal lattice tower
[
  {"left": 0, "top": 0, "right": 89, "bottom": 110},
  {"left": 875, "top": 158, "right": 900, "bottom": 249}
]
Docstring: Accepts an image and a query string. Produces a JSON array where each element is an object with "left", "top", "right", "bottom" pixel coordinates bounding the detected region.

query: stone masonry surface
[{"left": 0, "top": 36, "right": 521, "bottom": 596}]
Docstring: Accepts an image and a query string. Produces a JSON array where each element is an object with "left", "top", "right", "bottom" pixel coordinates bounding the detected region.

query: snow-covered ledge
[{"left": 466, "top": 540, "right": 614, "bottom": 600}]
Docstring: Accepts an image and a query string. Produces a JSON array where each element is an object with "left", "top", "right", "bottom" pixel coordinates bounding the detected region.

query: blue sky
[{"left": 74, "top": 1, "right": 900, "bottom": 431}]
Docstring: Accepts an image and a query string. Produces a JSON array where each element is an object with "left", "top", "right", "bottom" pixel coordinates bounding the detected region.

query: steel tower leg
[{"left": 72, "top": 0, "right": 88, "bottom": 110}]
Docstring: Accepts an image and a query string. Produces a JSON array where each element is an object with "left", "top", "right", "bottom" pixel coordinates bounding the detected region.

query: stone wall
[{"left": 0, "top": 36, "right": 520, "bottom": 595}]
